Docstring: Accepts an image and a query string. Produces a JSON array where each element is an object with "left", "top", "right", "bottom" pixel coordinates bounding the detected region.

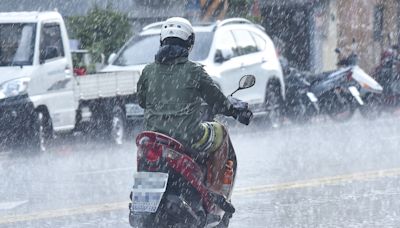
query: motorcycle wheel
[
  {"left": 327, "top": 92, "right": 355, "bottom": 122},
  {"left": 285, "top": 98, "right": 313, "bottom": 124},
  {"left": 265, "top": 82, "right": 284, "bottom": 128},
  {"left": 359, "top": 93, "right": 382, "bottom": 120}
]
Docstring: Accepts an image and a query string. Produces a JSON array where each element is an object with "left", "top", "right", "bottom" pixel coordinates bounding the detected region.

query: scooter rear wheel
[{"left": 215, "top": 213, "right": 231, "bottom": 228}]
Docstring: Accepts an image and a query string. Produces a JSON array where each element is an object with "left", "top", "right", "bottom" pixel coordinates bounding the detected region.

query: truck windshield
[
  {"left": 0, "top": 23, "right": 36, "bottom": 66},
  {"left": 113, "top": 32, "right": 213, "bottom": 66}
]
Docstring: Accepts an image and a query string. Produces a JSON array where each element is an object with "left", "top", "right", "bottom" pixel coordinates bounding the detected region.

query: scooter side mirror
[
  {"left": 239, "top": 74, "right": 256, "bottom": 89},
  {"left": 230, "top": 75, "right": 256, "bottom": 96}
]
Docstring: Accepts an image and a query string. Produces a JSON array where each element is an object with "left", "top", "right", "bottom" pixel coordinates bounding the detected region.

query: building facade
[
  {"left": 261, "top": 0, "right": 400, "bottom": 74},
  {"left": 0, "top": 0, "right": 399, "bottom": 74}
]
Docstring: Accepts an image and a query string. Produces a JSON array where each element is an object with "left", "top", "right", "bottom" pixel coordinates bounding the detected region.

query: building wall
[
  {"left": 335, "top": 0, "right": 399, "bottom": 74},
  {"left": 320, "top": 0, "right": 338, "bottom": 71}
]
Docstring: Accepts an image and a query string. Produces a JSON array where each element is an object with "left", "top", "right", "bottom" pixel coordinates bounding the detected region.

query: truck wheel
[
  {"left": 265, "top": 82, "right": 284, "bottom": 128},
  {"left": 28, "top": 111, "right": 53, "bottom": 153},
  {"left": 109, "top": 106, "right": 125, "bottom": 145}
]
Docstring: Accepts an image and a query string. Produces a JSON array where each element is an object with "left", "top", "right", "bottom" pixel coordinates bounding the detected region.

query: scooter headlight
[{"left": 0, "top": 77, "right": 30, "bottom": 99}]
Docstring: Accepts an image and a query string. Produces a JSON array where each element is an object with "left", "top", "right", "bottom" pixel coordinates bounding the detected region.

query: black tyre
[
  {"left": 215, "top": 213, "right": 232, "bottom": 228},
  {"left": 265, "top": 82, "right": 284, "bottom": 128},
  {"left": 327, "top": 92, "right": 356, "bottom": 122},
  {"left": 26, "top": 111, "right": 53, "bottom": 153},
  {"left": 359, "top": 93, "right": 382, "bottom": 120},
  {"left": 129, "top": 211, "right": 155, "bottom": 228},
  {"left": 285, "top": 97, "right": 314, "bottom": 124}
]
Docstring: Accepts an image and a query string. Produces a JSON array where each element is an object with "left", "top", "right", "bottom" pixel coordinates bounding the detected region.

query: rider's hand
[
  {"left": 228, "top": 96, "right": 252, "bottom": 125},
  {"left": 235, "top": 109, "right": 253, "bottom": 125}
]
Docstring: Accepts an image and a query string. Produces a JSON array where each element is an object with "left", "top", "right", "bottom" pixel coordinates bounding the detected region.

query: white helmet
[{"left": 160, "top": 17, "right": 194, "bottom": 47}]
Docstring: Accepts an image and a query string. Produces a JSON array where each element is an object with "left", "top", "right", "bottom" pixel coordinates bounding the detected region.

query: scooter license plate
[{"left": 131, "top": 172, "right": 169, "bottom": 213}]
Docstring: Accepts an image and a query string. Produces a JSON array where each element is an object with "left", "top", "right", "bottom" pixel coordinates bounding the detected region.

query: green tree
[
  {"left": 67, "top": 5, "right": 132, "bottom": 61},
  {"left": 227, "top": 0, "right": 261, "bottom": 23},
  {"left": 227, "top": 0, "right": 252, "bottom": 18}
]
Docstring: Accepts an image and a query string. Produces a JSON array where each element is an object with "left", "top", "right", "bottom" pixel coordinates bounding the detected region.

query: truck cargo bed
[{"left": 75, "top": 71, "right": 140, "bottom": 100}]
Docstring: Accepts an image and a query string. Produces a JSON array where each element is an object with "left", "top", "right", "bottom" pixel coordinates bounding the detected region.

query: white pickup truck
[{"left": 0, "top": 11, "right": 140, "bottom": 152}]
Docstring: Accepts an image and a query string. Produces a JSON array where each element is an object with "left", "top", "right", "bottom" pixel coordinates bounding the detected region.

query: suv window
[
  {"left": 114, "top": 31, "right": 213, "bottom": 66},
  {"left": 214, "top": 31, "right": 237, "bottom": 57},
  {"left": 40, "top": 23, "right": 64, "bottom": 62},
  {"left": 251, "top": 32, "right": 266, "bottom": 51},
  {"left": 231, "top": 30, "right": 258, "bottom": 56}
]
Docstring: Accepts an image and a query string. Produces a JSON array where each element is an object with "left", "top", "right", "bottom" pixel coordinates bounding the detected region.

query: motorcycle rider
[{"left": 137, "top": 17, "right": 242, "bottom": 159}]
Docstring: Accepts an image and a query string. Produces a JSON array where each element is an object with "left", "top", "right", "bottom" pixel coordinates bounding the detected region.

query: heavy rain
[{"left": 1, "top": 0, "right": 400, "bottom": 228}]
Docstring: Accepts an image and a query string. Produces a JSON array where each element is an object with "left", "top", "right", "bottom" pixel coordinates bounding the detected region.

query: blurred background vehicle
[
  {"left": 308, "top": 45, "right": 383, "bottom": 122},
  {"left": 103, "top": 18, "right": 285, "bottom": 127}
]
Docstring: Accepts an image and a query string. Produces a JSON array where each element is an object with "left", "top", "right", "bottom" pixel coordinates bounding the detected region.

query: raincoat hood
[{"left": 155, "top": 45, "right": 189, "bottom": 64}]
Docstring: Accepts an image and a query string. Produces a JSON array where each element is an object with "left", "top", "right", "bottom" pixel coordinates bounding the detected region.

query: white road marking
[{"left": 0, "top": 200, "right": 28, "bottom": 210}]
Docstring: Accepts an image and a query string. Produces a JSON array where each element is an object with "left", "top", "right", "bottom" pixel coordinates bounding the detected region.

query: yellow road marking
[
  {"left": 234, "top": 167, "right": 400, "bottom": 196},
  {"left": 1, "top": 167, "right": 400, "bottom": 224},
  {"left": 0, "top": 202, "right": 127, "bottom": 225}
]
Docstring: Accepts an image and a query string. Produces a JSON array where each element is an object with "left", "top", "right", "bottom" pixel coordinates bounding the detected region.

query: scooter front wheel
[
  {"left": 129, "top": 211, "right": 155, "bottom": 228},
  {"left": 359, "top": 93, "right": 382, "bottom": 120}
]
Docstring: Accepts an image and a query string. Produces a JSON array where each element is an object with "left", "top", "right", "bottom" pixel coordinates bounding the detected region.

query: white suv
[{"left": 103, "top": 18, "right": 284, "bottom": 122}]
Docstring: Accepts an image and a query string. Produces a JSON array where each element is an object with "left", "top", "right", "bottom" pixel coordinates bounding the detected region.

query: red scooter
[{"left": 129, "top": 75, "right": 255, "bottom": 228}]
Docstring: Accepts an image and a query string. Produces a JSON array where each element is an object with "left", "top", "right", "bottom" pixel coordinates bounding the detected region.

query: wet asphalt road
[{"left": 1, "top": 113, "right": 400, "bottom": 227}]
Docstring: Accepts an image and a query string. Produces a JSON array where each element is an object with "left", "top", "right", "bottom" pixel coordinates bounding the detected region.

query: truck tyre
[
  {"left": 265, "top": 81, "right": 284, "bottom": 128},
  {"left": 108, "top": 106, "right": 125, "bottom": 145},
  {"left": 28, "top": 111, "right": 53, "bottom": 153}
]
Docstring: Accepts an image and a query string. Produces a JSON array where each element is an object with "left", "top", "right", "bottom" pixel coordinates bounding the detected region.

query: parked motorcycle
[
  {"left": 128, "top": 75, "right": 255, "bottom": 228},
  {"left": 281, "top": 57, "right": 319, "bottom": 124},
  {"left": 309, "top": 44, "right": 383, "bottom": 121}
]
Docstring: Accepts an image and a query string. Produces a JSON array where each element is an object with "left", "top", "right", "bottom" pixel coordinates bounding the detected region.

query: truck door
[{"left": 36, "top": 22, "right": 75, "bottom": 130}]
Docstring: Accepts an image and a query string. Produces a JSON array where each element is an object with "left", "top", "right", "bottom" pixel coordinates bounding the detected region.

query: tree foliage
[
  {"left": 227, "top": 0, "right": 252, "bottom": 18},
  {"left": 67, "top": 5, "right": 132, "bottom": 60},
  {"left": 227, "top": 0, "right": 261, "bottom": 23}
]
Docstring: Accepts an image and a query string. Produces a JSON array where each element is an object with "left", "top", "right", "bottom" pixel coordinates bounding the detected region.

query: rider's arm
[
  {"left": 137, "top": 66, "right": 148, "bottom": 109},
  {"left": 196, "top": 66, "right": 233, "bottom": 116}
]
